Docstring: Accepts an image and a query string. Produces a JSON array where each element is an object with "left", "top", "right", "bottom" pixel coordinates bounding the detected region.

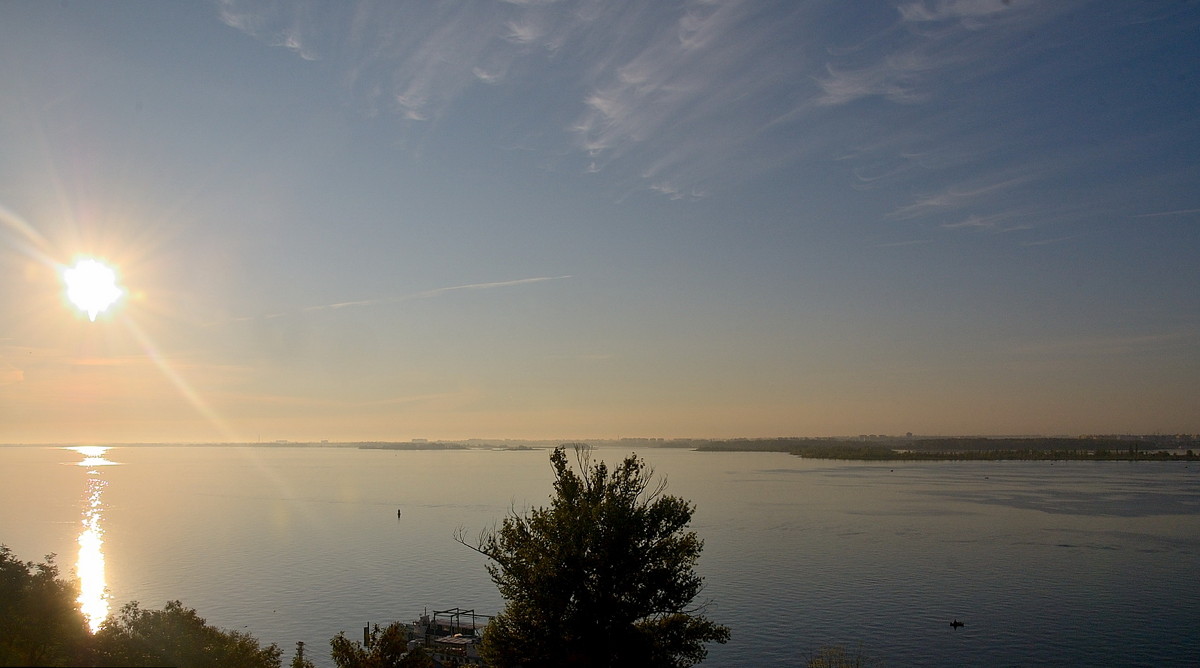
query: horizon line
[{"left": 4, "top": 432, "right": 1195, "bottom": 447}]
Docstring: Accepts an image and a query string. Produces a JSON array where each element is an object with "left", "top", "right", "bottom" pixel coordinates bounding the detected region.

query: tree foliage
[
  {"left": 290, "top": 641, "right": 317, "bottom": 668},
  {"left": 91, "top": 600, "right": 281, "bottom": 668},
  {"left": 463, "top": 445, "right": 730, "bottom": 667},
  {"left": 330, "top": 622, "right": 433, "bottom": 668},
  {"left": 0, "top": 546, "right": 91, "bottom": 666},
  {"left": 1, "top": 545, "right": 281, "bottom": 668}
]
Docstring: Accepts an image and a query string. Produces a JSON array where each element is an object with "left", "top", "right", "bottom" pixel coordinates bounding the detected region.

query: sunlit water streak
[{"left": 69, "top": 446, "right": 115, "bottom": 632}]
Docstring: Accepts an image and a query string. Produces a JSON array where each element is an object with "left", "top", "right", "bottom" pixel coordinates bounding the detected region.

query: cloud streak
[
  {"left": 212, "top": 0, "right": 1181, "bottom": 232},
  {"left": 897, "top": 0, "right": 1024, "bottom": 26},
  {"left": 815, "top": 54, "right": 933, "bottom": 107},
  {"left": 245, "top": 275, "right": 573, "bottom": 321},
  {"left": 812, "top": 0, "right": 1076, "bottom": 109},
  {"left": 215, "top": 1, "right": 821, "bottom": 196},
  {"left": 414, "top": 275, "right": 572, "bottom": 299},
  {"left": 1134, "top": 208, "right": 1200, "bottom": 219},
  {"left": 568, "top": 1, "right": 816, "bottom": 195},
  {"left": 889, "top": 175, "right": 1030, "bottom": 220}
]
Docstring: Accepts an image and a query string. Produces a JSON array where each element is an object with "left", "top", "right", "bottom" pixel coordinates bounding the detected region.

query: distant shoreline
[
  {"left": 691, "top": 436, "right": 1199, "bottom": 461},
  {"left": 3, "top": 435, "right": 1196, "bottom": 461}
]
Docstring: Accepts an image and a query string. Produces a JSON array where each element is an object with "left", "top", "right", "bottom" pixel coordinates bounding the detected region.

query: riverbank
[{"left": 692, "top": 437, "right": 1199, "bottom": 461}]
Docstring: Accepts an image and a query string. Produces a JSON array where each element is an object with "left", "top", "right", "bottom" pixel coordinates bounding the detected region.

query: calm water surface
[{"left": 2, "top": 446, "right": 1197, "bottom": 666}]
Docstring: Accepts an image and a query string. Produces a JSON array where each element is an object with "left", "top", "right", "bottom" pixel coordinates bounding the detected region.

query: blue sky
[{"left": 1, "top": 0, "right": 1197, "bottom": 443}]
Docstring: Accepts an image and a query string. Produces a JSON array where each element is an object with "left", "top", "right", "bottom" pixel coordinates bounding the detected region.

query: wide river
[{"left": 2, "top": 445, "right": 1197, "bottom": 666}]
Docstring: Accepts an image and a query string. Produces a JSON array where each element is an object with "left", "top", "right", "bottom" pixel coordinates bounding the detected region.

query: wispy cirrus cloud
[
  {"left": 406, "top": 275, "right": 573, "bottom": 302},
  {"left": 214, "top": 0, "right": 1156, "bottom": 219},
  {"left": 1134, "top": 208, "right": 1200, "bottom": 219},
  {"left": 218, "top": 0, "right": 583, "bottom": 121},
  {"left": 812, "top": 0, "right": 1074, "bottom": 109},
  {"left": 815, "top": 54, "right": 933, "bottom": 107},
  {"left": 263, "top": 275, "right": 573, "bottom": 319},
  {"left": 889, "top": 175, "right": 1030, "bottom": 220},
  {"left": 215, "top": 0, "right": 818, "bottom": 197},
  {"left": 217, "top": 0, "right": 321, "bottom": 61},
  {"left": 897, "top": 0, "right": 1023, "bottom": 26},
  {"left": 809, "top": 0, "right": 1114, "bottom": 238},
  {"left": 569, "top": 1, "right": 814, "bottom": 195},
  {"left": 940, "top": 213, "right": 1008, "bottom": 230},
  {"left": 221, "top": 0, "right": 1066, "bottom": 201}
]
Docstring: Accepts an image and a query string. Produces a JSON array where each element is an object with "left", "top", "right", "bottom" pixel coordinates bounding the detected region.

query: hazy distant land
[
  {"left": 11, "top": 434, "right": 1195, "bottom": 461},
  {"left": 361, "top": 434, "right": 1200, "bottom": 461},
  {"left": 689, "top": 435, "right": 1200, "bottom": 461}
]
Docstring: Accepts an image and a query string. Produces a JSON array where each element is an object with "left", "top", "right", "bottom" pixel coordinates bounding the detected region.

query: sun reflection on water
[{"left": 68, "top": 446, "right": 113, "bottom": 632}]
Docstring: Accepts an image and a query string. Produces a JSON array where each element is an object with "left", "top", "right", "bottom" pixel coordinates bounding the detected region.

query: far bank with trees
[{"left": 691, "top": 435, "right": 1199, "bottom": 461}]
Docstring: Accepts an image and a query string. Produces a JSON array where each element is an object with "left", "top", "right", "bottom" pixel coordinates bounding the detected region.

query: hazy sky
[{"left": 1, "top": 0, "right": 1197, "bottom": 443}]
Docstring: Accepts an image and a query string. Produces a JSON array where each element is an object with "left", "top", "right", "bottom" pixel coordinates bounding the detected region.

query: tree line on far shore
[{"left": 694, "top": 437, "right": 1199, "bottom": 461}]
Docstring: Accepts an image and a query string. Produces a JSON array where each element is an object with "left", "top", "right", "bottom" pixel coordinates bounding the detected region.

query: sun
[{"left": 63, "top": 258, "right": 125, "bottom": 321}]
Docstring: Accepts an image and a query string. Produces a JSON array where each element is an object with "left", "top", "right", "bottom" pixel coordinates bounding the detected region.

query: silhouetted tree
[
  {"left": 290, "top": 641, "right": 317, "bottom": 668},
  {"left": 0, "top": 546, "right": 91, "bottom": 666},
  {"left": 461, "top": 445, "right": 729, "bottom": 667},
  {"left": 92, "top": 600, "right": 281, "bottom": 667},
  {"left": 330, "top": 622, "right": 434, "bottom": 668}
]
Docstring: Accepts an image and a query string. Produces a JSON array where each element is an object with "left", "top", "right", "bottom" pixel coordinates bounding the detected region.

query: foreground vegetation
[
  {"left": 1, "top": 541, "right": 875, "bottom": 666},
  {"left": 459, "top": 445, "right": 730, "bottom": 667},
  {"left": 1, "top": 546, "right": 281, "bottom": 667}
]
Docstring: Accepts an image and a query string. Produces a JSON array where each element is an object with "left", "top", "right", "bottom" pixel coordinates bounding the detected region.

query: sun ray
[{"left": 121, "top": 317, "right": 240, "bottom": 441}]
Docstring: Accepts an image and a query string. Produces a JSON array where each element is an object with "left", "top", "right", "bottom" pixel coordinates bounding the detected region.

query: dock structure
[
  {"left": 431, "top": 607, "right": 492, "bottom": 636},
  {"left": 404, "top": 607, "right": 494, "bottom": 666}
]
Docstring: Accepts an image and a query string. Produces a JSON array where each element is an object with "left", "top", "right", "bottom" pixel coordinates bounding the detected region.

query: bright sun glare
[{"left": 63, "top": 259, "right": 124, "bottom": 321}]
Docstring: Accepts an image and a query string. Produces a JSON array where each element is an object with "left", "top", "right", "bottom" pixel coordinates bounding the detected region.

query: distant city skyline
[{"left": 1, "top": 1, "right": 1197, "bottom": 443}]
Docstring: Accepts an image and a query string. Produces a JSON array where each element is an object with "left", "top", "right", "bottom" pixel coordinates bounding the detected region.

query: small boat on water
[{"left": 950, "top": 619, "right": 965, "bottom": 629}]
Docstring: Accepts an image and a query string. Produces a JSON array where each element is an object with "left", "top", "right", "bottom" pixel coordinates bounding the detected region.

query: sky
[{"left": 1, "top": 0, "right": 1197, "bottom": 444}]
